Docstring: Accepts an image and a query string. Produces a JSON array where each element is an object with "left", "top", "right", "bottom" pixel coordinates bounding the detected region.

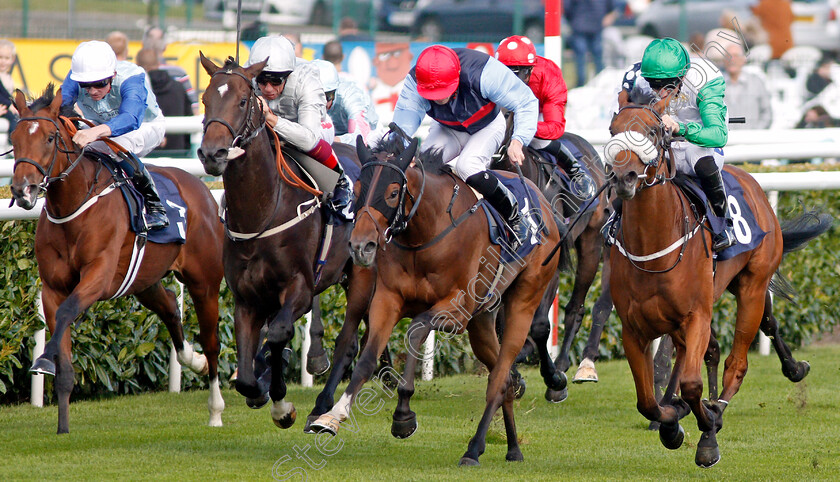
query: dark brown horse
[
  {"left": 10, "top": 86, "right": 225, "bottom": 434},
  {"left": 197, "top": 55, "right": 375, "bottom": 430},
  {"left": 607, "top": 94, "right": 832, "bottom": 466},
  {"left": 309, "top": 136, "right": 562, "bottom": 466},
  {"left": 494, "top": 131, "right": 614, "bottom": 401}
]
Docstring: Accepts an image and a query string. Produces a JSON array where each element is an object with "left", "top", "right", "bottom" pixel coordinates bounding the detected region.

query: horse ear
[
  {"left": 244, "top": 58, "right": 268, "bottom": 79},
  {"left": 13, "top": 89, "right": 30, "bottom": 116},
  {"left": 49, "top": 87, "right": 63, "bottom": 116},
  {"left": 200, "top": 51, "right": 220, "bottom": 76},
  {"left": 617, "top": 89, "right": 631, "bottom": 109},
  {"left": 356, "top": 135, "right": 373, "bottom": 164},
  {"left": 652, "top": 95, "right": 669, "bottom": 114},
  {"left": 396, "top": 138, "right": 419, "bottom": 170}
]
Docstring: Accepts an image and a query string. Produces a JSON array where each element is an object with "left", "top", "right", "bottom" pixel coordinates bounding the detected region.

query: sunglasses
[
  {"left": 256, "top": 71, "right": 290, "bottom": 87},
  {"left": 646, "top": 77, "right": 681, "bottom": 91},
  {"left": 79, "top": 78, "right": 112, "bottom": 89},
  {"left": 509, "top": 66, "right": 533, "bottom": 82},
  {"left": 325, "top": 90, "right": 336, "bottom": 103}
]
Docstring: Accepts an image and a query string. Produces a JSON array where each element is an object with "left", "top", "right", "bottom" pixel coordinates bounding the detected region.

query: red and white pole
[{"left": 544, "top": 0, "right": 562, "bottom": 67}]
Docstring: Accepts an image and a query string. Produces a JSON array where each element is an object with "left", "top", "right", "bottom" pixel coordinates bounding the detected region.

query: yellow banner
[{"left": 9, "top": 38, "right": 243, "bottom": 113}]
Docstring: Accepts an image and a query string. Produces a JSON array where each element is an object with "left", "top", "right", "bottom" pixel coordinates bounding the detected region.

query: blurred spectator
[
  {"left": 751, "top": 0, "right": 794, "bottom": 60},
  {"left": 564, "top": 0, "right": 618, "bottom": 87},
  {"left": 105, "top": 31, "right": 130, "bottom": 61},
  {"left": 136, "top": 48, "right": 192, "bottom": 155},
  {"left": 719, "top": 9, "right": 765, "bottom": 49},
  {"left": 689, "top": 32, "right": 706, "bottom": 55},
  {"left": 283, "top": 32, "right": 304, "bottom": 59},
  {"left": 722, "top": 43, "right": 772, "bottom": 129},
  {"left": 323, "top": 40, "right": 344, "bottom": 68},
  {"left": 806, "top": 54, "right": 840, "bottom": 99},
  {"left": 338, "top": 17, "right": 372, "bottom": 42},
  {"left": 796, "top": 105, "right": 839, "bottom": 128},
  {"left": 0, "top": 39, "right": 18, "bottom": 133},
  {"left": 143, "top": 26, "right": 199, "bottom": 114}
]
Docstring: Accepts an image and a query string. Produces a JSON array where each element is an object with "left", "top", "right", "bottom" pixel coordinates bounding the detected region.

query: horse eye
[
  {"left": 239, "top": 98, "right": 247, "bottom": 107},
  {"left": 47, "top": 134, "right": 55, "bottom": 143}
]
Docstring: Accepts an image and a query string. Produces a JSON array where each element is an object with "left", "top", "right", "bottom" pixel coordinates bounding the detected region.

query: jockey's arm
[
  {"left": 480, "top": 56, "right": 538, "bottom": 148},
  {"left": 678, "top": 77, "right": 728, "bottom": 148},
  {"left": 339, "top": 82, "right": 373, "bottom": 143},
  {"left": 391, "top": 75, "right": 428, "bottom": 140},
  {"left": 60, "top": 72, "right": 80, "bottom": 108},
  {"left": 107, "top": 74, "right": 147, "bottom": 137},
  {"left": 535, "top": 70, "right": 568, "bottom": 140}
]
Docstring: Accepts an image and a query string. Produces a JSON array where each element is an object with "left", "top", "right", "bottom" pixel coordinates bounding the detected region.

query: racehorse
[
  {"left": 9, "top": 86, "right": 225, "bottom": 434},
  {"left": 606, "top": 93, "right": 832, "bottom": 466},
  {"left": 494, "top": 131, "right": 614, "bottom": 401},
  {"left": 197, "top": 54, "right": 375, "bottom": 430},
  {"left": 309, "top": 135, "right": 564, "bottom": 466}
]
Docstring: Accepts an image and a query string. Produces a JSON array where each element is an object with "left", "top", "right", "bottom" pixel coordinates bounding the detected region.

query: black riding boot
[
  {"left": 327, "top": 163, "right": 353, "bottom": 222},
  {"left": 466, "top": 171, "right": 529, "bottom": 251},
  {"left": 118, "top": 151, "right": 169, "bottom": 230},
  {"left": 542, "top": 138, "right": 596, "bottom": 199},
  {"left": 695, "top": 156, "right": 735, "bottom": 252}
]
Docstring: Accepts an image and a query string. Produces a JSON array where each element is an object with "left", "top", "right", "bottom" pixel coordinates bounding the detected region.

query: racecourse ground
[{"left": 1, "top": 344, "right": 839, "bottom": 481}]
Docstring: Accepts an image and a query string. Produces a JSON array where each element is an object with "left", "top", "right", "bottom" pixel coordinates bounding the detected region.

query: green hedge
[{"left": 1, "top": 170, "right": 838, "bottom": 403}]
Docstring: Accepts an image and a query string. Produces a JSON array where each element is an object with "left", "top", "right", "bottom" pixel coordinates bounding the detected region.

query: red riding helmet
[
  {"left": 415, "top": 45, "right": 461, "bottom": 101},
  {"left": 495, "top": 35, "right": 537, "bottom": 66}
]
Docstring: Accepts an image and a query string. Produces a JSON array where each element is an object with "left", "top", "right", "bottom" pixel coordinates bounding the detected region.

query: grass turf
[{"left": 1, "top": 344, "right": 839, "bottom": 481}]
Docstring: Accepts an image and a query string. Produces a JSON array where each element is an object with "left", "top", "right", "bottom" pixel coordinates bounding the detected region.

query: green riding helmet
[{"left": 641, "top": 38, "right": 690, "bottom": 79}]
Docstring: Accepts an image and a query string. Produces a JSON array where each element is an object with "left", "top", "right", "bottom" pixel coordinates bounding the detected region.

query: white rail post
[
  {"left": 30, "top": 291, "right": 46, "bottom": 407},
  {"left": 548, "top": 295, "right": 559, "bottom": 359},
  {"left": 169, "top": 281, "right": 185, "bottom": 392},
  {"left": 422, "top": 331, "right": 435, "bottom": 381},
  {"left": 301, "top": 312, "right": 313, "bottom": 387},
  {"left": 760, "top": 191, "right": 779, "bottom": 356}
]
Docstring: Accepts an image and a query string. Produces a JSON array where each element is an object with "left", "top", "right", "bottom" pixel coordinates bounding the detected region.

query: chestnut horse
[
  {"left": 606, "top": 96, "right": 832, "bottom": 466},
  {"left": 10, "top": 86, "right": 225, "bottom": 434},
  {"left": 197, "top": 55, "right": 375, "bottom": 430},
  {"left": 310, "top": 137, "right": 562, "bottom": 466}
]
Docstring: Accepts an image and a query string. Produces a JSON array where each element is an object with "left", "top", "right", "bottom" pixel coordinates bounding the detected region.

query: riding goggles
[
  {"left": 509, "top": 66, "right": 533, "bottom": 82},
  {"left": 646, "top": 77, "right": 681, "bottom": 91},
  {"left": 256, "top": 71, "right": 291, "bottom": 87},
  {"left": 325, "top": 90, "right": 336, "bottom": 103},
  {"left": 78, "top": 77, "right": 113, "bottom": 89}
]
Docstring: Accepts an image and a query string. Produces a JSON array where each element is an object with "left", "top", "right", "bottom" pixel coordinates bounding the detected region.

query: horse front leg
[
  {"left": 309, "top": 291, "right": 402, "bottom": 436},
  {"left": 391, "top": 312, "right": 436, "bottom": 439},
  {"left": 185, "top": 277, "right": 224, "bottom": 426},
  {"left": 233, "top": 303, "right": 269, "bottom": 407},
  {"left": 528, "top": 277, "right": 568, "bottom": 403},
  {"left": 38, "top": 288, "right": 73, "bottom": 434},
  {"left": 574, "top": 245, "right": 613, "bottom": 383}
]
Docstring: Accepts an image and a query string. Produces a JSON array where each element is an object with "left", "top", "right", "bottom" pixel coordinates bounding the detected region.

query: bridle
[
  {"left": 202, "top": 68, "right": 266, "bottom": 151},
  {"left": 609, "top": 104, "right": 676, "bottom": 190},
  {"left": 358, "top": 157, "right": 425, "bottom": 243},
  {"left": 12, "top": 115, "right": 82, "bottom": 192}
]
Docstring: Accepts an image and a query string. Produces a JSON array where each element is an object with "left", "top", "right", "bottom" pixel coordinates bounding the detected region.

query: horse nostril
[{"left": 363, "top": 241, "right": 377, "bottom": 255}]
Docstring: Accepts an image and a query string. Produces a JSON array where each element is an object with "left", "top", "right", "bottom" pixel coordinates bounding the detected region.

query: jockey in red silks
[
  {"left": 390, "top": 45, "right": 539, "bottom": 249},
  {"left": 495, "top": 35, "right": 594, "bottom": 197}
]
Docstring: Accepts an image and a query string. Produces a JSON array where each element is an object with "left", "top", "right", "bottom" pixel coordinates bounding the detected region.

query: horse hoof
[
  {"left": 309, "top": 415, "right": 339, "bottom": 436},
  {"left": 303, "top": 414, "right": 321, "bottom": 434},
  {"left": 786, "top": 361, "right": 810, "bottom": 383},
  {"left": 545, "top": 386, "right": 568, "bottom": 403},
  {"left": 659, "top": 423, "right": 685, "bottom": 450},
  {"left": 547, "top": 371, "right": 567, "bottom": 392},
  {"left": 272, "top": 407, "right": 297, "bottom": 429},
  {"left": 458, "top": 457, "right": 480, "bottom": 467},
  {"left": 306, "top": 352, "right": 331, "bottom": 376},
  {"left": 229, "top": 368, "right": 238, "bottom": 382},
  {"left": 572, "top": 360, "right": 598, "bottom": 383},
  {"left": 30, "top": 358, "right": 56, "bottom": 376},
  {"left": 505, "top": 449, "right": 524, "bottom": 462},
  {"left": 391, "top": 413, "right": 418, "bottom": 439},
  {"left": 695, "top": 432, "right": 721, "bottom": 468},
  {"left": 513, "top": 378, "right": 527, "bottom": 399},
  {"left": 245, "top": 393, "right": 270, "bottom": 409}
]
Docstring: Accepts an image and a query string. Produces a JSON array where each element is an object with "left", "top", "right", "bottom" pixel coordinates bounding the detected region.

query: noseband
[
  {"left": 359, "top": 159, "right": 425, "bottom": 242},
  {"left": 609, "top": 104, "right": 676, "bottom": 189},
  {"left": 202, "top": 69, "right": 266, "bottom": 150}
]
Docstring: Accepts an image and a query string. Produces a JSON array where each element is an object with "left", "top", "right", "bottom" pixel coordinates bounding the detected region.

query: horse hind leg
[
  {"left": 761, "top": 291, "right": 810, "bottom": 382},
  {"left": 306, "top": 294, "right": 331, "bottom": 376},
  {"left": 528, "top": 287, "right": 568, "bottom": 403},
  {"left": 573, "top": 244, "right": 612, "bottom": 384}
]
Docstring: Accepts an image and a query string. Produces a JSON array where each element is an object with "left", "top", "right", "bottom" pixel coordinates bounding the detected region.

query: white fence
[{"left": 3, "top": 118, "right": 840, "bottom": 406}]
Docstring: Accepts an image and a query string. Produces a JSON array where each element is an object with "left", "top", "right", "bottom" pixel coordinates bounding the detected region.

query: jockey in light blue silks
[
  {"left": 614, "top": 37, "right": 735, "bottom": 251},
  {"left": 61, "top": 40, "right": 169, "bottom": 229},
  {"left": 312, "top": 59, "right": 379, "bottom": 145}
]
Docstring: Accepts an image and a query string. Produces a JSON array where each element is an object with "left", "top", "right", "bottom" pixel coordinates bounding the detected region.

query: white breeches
[
  {"left": 670, "top": 141, "right": 725, "bottom": 176},
  {"left": 89, "top": 115, "right": 166, "bottom": 158},
  {"left": 422, "top": 111, "right": 506, "bottom": 180}
]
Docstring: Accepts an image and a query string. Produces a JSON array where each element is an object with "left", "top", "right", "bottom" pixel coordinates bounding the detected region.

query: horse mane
[
  {"left": 222, "top": 56, "right": 241, "bottom": 71},
  {"left": 29, "top": 83, "right": 57, "bottom": 113},
  {"left": 373, "top": 135, "right": 447, "bottom": 173}
]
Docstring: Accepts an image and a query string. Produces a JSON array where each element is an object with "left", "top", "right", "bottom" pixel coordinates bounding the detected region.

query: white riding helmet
[
  {"left": 245, "top": 36, "right": 295, "bottom": 74},
  {"left": 70, "top": 41, "right": 117, "bottom": 83},
  {"left": 312, "top": 59, "right": 339, "bottom": 92}
]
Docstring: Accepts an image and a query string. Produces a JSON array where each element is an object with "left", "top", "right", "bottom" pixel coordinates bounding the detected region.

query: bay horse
[
  {"left": 9, "top": 86, "right": 225, "bottom": 434},
  {"left": 310, "top": 136, "right": 563, "bottom": 466},
  {"left": 197, "top": 54, "right": 375, "bottom": 430},
  {"left": 606, "top": 93, "right": 832, "bottom": 466},
  {"left": 494, "top": 131, "right": 614, "bottom": 401}
]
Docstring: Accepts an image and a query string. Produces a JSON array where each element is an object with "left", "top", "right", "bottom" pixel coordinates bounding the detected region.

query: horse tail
[
  {"left": 768, "top": 210, "right": 834, "bottom": 303},
  {"left": 780, "top": 210, "right": 833, "bottom": 254}
]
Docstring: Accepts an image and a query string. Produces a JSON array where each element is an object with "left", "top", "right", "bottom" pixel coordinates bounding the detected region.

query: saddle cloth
[{"left": 479, "top": 172, "right": 547, "bottom": 264}]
